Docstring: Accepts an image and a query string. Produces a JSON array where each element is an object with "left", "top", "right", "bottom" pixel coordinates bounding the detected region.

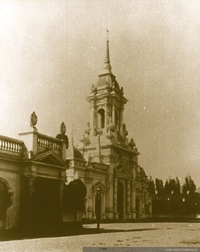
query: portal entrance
[
  {"left": 0, "top": 180, "right": 8, "bottom": 229},
  {"left": 33, "top": 177, "right": 60, "bottom": 230},
  {"left": 136, "top": 197, "right": 140, "bottom": 219},
  {"left": 117, "top": 182, "right": 124, "bottom": 220}
]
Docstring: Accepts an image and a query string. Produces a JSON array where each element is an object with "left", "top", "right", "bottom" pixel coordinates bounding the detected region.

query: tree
[
  {"left": 155, "top": 178, "right": 164, "bottom": 195},
  {"left": 148, "top": 176, "right": 155, "bottom": 195},
  {"left": 182, "top": 175, "right": 196, "bottom": 194},
  {"left": 167, "top": 177, "right": 180, "bottom": 195},
  {"left": 165, "top": 180, "right": 170, "bottom": 194}
]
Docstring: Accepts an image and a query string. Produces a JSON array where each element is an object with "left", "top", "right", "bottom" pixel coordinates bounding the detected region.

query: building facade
[
  {"left": 66, "top": 38, "right": 151, "bottom": 221},
  {"left": 0, "top": 129, "right": 67, "bottom": 231},
  {"left": 0, "top": 39, "right": 151, "bottom": 232}
]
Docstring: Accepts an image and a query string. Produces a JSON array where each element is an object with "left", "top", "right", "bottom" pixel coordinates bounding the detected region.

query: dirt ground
[{"left": 0, "top": 222, "right": 200, "bottom": 252}]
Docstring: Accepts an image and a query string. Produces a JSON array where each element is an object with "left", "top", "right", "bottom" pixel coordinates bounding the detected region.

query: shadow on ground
[{"left": 0, "top": 226, "right": 158, "bottom": 242}]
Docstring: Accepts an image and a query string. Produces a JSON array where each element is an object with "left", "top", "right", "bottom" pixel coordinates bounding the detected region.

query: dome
[
  {"left": 96, "top": 74, "right": 120, "bottom": 90},
  {"left": 74, "top": 148, "right": 84, "bottom": 160}
]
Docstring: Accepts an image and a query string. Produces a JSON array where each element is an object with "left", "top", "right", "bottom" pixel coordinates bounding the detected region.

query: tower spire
[{"left": 104, "top": 30, "right": 112, "bottom": 72}]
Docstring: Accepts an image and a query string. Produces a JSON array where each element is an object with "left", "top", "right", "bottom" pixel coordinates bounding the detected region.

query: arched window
[{"left": 98, "top": 109, "right": 105, "bottom": 129}]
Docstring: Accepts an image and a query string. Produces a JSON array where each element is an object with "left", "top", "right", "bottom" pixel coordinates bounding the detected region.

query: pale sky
[{"left": 1, "top": 0, "right": 200, "bottom": 187}]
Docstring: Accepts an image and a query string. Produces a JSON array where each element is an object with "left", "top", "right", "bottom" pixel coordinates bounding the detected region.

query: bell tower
[
  {"left": 87, "top": 33, "right": 127, "bottom": 137},
  {"left": 78, "top": 33, "right": 144, "bottom": 222}
]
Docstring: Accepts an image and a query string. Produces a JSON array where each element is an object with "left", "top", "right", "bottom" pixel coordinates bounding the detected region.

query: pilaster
[
  {"left": 113, "top": 178, "right": 118, "bottom": 219},
  {"left": 131, "top": 182, "right": 136, "bottom": 219}
]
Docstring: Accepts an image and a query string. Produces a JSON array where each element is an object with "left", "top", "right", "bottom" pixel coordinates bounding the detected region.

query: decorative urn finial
[
  {"left": 56, "top": 122, "right": 69, "bottom": 149},
  {"left": 30, "top": 111, "right": 37, "bottom": 129},
  {"left": 60, "top": 122, "right": 66, "bottom": 135}
]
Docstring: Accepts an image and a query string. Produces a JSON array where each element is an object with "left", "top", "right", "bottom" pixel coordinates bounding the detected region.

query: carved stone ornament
[
  {"left": 91, "top": 84, "right": 97, "bottom": 94},
  {"left": 30, "top": 111, "right": 37, "bottom": 128}
]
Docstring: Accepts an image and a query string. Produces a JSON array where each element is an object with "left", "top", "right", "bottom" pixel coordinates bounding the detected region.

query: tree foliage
[
  {"left": 155, "top": 178, "right": 164, "bottom": 195},
  {"left": 165, "top": 177, "right": 180, "bottom": 195},
  {"left": 150, "top": 175, "right": 199, "bottom": 216},
  {"left": 182, "top": 175, "right": 196, "bottom": 194},
  {"left": 148, "top": 176, "right": 155, "bottom": 195}
]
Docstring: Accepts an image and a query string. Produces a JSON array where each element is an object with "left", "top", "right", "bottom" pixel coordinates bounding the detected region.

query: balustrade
[
  {"left": 0, "top": 135, "right": 23, "bottom": 153},
  {"left": 37, "top": 134, "right": 61, "bottom": 151}
]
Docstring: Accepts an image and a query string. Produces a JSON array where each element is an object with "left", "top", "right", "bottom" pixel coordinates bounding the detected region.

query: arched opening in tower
[{"left": 98, "top": 109, "right": 105, "bottom": 129}]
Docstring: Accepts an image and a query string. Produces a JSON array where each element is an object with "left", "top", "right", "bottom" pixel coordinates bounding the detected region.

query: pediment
[
  {"left": 31, "top": 150, "right": 66, "bottom": 167},
  {"left": 114, "top": 166, "right": 132, "bottom": 178},
  {"left": 92, "top": 182, "right": 107, "bottom": 194},
  {"left": 136, "top": 187, "right": 143, "bottom": 194}
]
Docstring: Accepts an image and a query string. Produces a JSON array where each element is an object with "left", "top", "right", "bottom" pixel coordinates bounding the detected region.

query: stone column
[
  {"left": 59, "top": 170, "right": 65, "bottom": 215},
  {"left": 105, "top": 173, "right": 114, "bottom": 219},
  {"left": 89, "top": 104, "right": 93, "bottom": 132},
  {"left": 149, "top": 200, "right": 152, "bottom": 218},
  {"left": 105, "top": 102, "right": 107, "bottom": 129},
  {"left": 28, "top": 177, "right": 35, "bottom": 197},
  {"left": 120, "top": 108, "right": 124, "bottom": 130},
  {"left": 102, "top": 194, "right": 106, "bottom": 220},
  {"left": 87, "top": 190, "right": 93, "bottom": 220},
  {"left": 127, "top": 180, "right": 131, "bottom": 219},
  {"left": 113, "top": 178, "right": 118, "bottom": 219},
  {"left": 92, "top": 193, "right": 97, "bottom": 220},
  {"left": 90, "top": 102, "right": 96, "bottom": 136},
  {"left": 112, "top": 103, "right": 115, "bottom": 128},
  {"left": 142, "top": 195, "right": 145, "bottom": 218},
  {"left": 131, "top": 167, "right": 136, "bottom": 219}
]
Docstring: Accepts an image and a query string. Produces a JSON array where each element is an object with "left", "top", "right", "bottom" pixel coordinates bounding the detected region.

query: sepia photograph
[{"left": 0, "top": 0, "right": 200, "bottom": 251}]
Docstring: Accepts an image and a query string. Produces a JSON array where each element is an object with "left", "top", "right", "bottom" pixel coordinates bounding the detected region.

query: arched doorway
[
  {"left": 33, "top": 177, "right": 60, "bottom": 230},
  {"left": 117, "top": 182, "right": 124, "bottom": 220},
  {"left": 136, "top": 197, "right": 140, "bottom": 219},
  {"left": 0, "top": 180, "right": 11, "bottom": 230}
]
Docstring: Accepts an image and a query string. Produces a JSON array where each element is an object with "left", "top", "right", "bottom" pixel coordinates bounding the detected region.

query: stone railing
[
  {"left": 37, "top": 133, "right": 61, "bottom": 151},
  {"left": 0, "top": 135, "right": 23, "bottom": 153}
]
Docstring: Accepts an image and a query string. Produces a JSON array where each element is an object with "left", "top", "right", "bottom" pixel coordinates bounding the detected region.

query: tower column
[
  {"left": 120, "top": 107, "right": 124, "bottom": 130},
  {"left": 104, "top": 100, "right": 108, "bottom": 133},
  {"left": 90, "top": 102, "right": 96, "bottom": 136},
  {"left": 112, "top": 103, "right": 115, "bottom": 129}
]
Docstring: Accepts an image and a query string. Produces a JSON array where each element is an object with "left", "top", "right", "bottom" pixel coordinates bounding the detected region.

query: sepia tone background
[{"left": 0, "top": 0, "right": 200, "bottom": 186}]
